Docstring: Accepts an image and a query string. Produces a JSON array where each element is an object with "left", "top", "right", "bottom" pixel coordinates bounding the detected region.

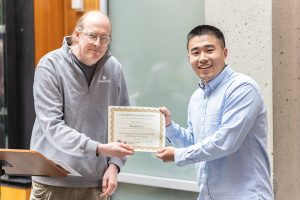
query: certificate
[{"left": 108, "top": 106, "right": 165, "bottom": 152}]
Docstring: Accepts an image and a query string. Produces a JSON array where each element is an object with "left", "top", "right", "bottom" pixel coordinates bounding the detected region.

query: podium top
[{"left": 0, "top": 149, "right": 68, "bottom": 177}]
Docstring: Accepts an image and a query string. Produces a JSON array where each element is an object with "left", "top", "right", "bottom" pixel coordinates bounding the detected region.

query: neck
[{"left": 71, "top": 46, "right": 97, "bottom": 66}]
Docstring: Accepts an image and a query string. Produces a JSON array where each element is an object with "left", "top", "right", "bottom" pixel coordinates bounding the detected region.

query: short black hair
[{"left": 187, "top": 25, "right": 226, "bottom": 49}]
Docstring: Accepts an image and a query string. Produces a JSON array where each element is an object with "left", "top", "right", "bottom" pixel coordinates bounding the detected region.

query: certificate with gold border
[{"left": 108, "top": 106, "right": 165, "bottom": 152}]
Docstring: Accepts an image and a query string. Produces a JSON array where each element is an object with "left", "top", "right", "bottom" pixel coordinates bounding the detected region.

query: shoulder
[
  {"left": 106, "top": 55, "right": 122, "bottom": 67},
  {"left": 36, "top": 37, "right": 70, "bottom": 70},
  {"left": 225, "top": 71, "right": 263, "bottom": 100},
  {"left": 36, "top": 47, "right": 69, "bottom": 73},
  {"left": 229, "top": 72, "right": 260, "bottom": 89},
  {"left": 104, "top": 55, "right": 124, "bottom": 74},
  {"left": 37, "top": 47, "right": 68, "bottom": 65}
]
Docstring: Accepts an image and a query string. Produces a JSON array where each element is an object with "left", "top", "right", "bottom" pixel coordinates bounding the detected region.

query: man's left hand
[
  {"left": 99, "top": 164, "right": 119, "bottom": 198},
  {"left": 156, "top": 146, "right": 176, "bottom": 162}
]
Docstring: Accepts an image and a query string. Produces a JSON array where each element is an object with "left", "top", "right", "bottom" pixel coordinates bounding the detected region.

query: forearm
[
  {"left": 166, "top": 122, "right": 195, "bottom": 148},
  {"left": 96, "top": 142, "right": 134, "bottom": 159}
]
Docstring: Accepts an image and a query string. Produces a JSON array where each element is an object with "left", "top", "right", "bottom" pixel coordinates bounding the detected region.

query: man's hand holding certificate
[{"left": 108, "top": 106, "right": 165, "bottom": 152}]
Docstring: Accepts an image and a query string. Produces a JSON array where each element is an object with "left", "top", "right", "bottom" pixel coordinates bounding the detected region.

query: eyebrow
[
  {"left": 190, "top": 44, "right": 215, "bottom": 52},
  {"left": 84, "top": 31, "right": 109, "bottom": 36}
]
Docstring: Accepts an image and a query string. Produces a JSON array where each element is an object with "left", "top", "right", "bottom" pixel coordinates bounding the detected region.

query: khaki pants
[{"left": 30, "top": 181, "right": 109, "bottom": 200}]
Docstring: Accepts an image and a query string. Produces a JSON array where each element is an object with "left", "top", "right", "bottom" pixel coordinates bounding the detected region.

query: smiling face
[
  {"left": 72, "top": 12, "right": 111, "bottom": 66},
  {"left": 188, "top": 34, "right": 228, "bottom": 84}
]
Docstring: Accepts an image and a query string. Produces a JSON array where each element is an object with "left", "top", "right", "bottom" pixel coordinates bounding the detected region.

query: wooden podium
[
  {"left": 0, "top": 149, "right": 69, "bottom": 177},
  {"left": 0, "top": 149, "right": 71, "bottom": 200}
]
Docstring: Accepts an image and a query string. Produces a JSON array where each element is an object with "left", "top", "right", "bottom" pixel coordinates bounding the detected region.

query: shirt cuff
[
  {"left": 108, "top": 157, "right": 125, "bottom": 173},
  {"left": 174, "top": 147, "right": 187, "bottom": 166},
  {"left": 165, "top": 121, "right": 179, "bottom": 138},
  {"left": 174, "top": 147, "right": 199, "bottom": 166},
  {"left": 84, "top": 140, "right": 99, "bottom": 156}
]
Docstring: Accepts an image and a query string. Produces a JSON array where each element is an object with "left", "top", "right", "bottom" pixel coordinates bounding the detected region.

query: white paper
[{"left": 108, "top": 106, "right": 165, "bottom": 152}]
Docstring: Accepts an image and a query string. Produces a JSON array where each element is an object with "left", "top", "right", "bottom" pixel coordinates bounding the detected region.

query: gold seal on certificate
[{"left": 108, "top": 106, "right": 165, "bottom": 152}]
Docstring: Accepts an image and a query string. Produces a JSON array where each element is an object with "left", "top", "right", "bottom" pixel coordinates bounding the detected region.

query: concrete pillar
[{"left": 273, "top": 0, "right": 300, "bottom": 199}]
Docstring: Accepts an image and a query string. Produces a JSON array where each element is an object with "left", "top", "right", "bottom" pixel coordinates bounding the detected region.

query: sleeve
[
  {"left": 33, "top": 65, "right": 99, "bottom": 157},
  {"left": 165, "top": 118, "right": 195, "bottom": 148},
  {"left": 174, "top": 83, "right": 263, "bottom": 166},
  {"left": 108, "top": 157, "right": 125, "bottom": 171},
  {"left": 165, "top": 97, "right": 196, "bottom": 147}
]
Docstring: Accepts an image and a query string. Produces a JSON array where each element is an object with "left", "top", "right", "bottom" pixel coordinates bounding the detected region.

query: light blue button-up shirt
[{"left": 166, "top": 66, "right": 273, "bottom": 200}]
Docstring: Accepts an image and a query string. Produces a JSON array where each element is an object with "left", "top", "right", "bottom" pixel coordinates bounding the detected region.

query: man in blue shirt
[{"left": 157, "top": 25, "right": 273, "bottom": 200}]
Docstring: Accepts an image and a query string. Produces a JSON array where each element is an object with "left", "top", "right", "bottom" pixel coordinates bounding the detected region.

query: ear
[
  {"left": 74, "top": 31, "right": 80, "bottom": 40},
  {"left": 223, "top": 48, "right": 228, "bottom": 58}
]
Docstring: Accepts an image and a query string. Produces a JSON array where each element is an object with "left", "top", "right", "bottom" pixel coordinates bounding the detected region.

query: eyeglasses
[{"left": 82, "top": 32, "right": 111, "bottom": 45}]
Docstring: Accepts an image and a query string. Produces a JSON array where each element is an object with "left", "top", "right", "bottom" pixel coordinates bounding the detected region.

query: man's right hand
[
  {"left": 97, "top": 142, "right": 134, "bottom": 158},
  {"left": 159, "top": 107, "right": 172, "bottom": 126}
]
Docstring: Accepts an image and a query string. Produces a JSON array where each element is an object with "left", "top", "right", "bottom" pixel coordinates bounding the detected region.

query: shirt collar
[{"left": 198, "top": 65, "right": 234, "bottom": 92}]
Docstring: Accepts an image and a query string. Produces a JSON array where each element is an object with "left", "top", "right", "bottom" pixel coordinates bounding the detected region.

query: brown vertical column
[
  {"left": 273, "top": 0, "right": 300, "bottom": 199},
  {"left": 34, "top": 0, "right": 100, "bottom": 65},
  {"left": 34, "top": 0, "right": 65, "bottom": 65}
]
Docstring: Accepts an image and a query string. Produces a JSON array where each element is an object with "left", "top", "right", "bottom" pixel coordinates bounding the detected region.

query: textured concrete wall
[
  {"left": 273, "top": 0, "right": 300, "bottom": 199},
  {"left": 204, "top": 0, "right": 273, "bottom": 164}
]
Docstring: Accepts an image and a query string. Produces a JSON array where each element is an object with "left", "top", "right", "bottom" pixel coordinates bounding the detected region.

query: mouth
[
  {"left": 198, "top": 65, "right": 213, "bottom": 69},
  {"left": 89, "top": 48, "right": 101, "bottom": 52},
  {"left": 92, "top": 49, "right": 101, "bottom": 52}
]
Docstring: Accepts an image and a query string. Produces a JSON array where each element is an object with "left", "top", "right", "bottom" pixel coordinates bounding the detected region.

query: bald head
[
  {"left": 70, "top": 11, "right": 112, "bottom": 65},
  {"left": 74, "top": 11, "right": 111, "bottom": 34}
]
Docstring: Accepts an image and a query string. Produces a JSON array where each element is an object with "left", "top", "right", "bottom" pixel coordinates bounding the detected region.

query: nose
[
  {"left": 198, "top": 53, "right": 208, "bottom": 63},
  {"left": 93, "top": 36, "right": 101, "bottom": 45}
]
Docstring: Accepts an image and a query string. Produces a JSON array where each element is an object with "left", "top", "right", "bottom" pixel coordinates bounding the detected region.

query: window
[{"left": 108, "top": 0, "right": 204, "bottom": 199}]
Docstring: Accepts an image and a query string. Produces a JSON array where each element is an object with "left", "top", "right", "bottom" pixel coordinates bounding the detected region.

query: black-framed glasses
[{"left": 82, "top": 32, "right": 111, "bottom": 45}]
